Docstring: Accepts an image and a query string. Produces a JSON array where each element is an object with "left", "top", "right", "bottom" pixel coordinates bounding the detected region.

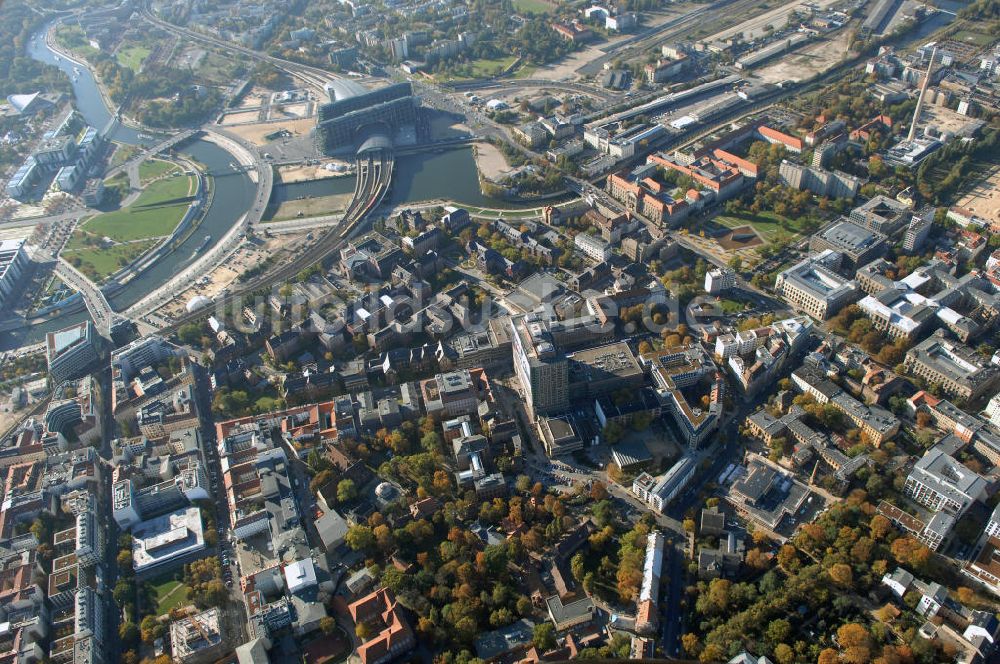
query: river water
[{"left": 13, "top": 24, "right": 533, "bottom": 351}]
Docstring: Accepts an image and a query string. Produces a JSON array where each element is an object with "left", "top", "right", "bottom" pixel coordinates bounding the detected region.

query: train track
[{"left": 155, "top": 149, "right": 393, "bottom": 334}]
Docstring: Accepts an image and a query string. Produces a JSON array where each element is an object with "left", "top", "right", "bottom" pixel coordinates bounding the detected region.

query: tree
[
  {"left": 337, "top": 479, "right": 358, "bottom": 504},
  {"left": 319, "top": 616, "right": 336, "bottom": 635},
  {"left": 118, "top": 549, "right": 133, "bottom": 569},
  {"left": 682, "top": 633, "right": 702, "bottom": 656},
  {"left": 140, "top": 615, "right": 163, "bottom": 643},
  {"left": 838, "top": 623, "right": 873, "bottom": 664},
  {"left": 119, "top": 621, "right": 140, "bottom": 648},
  {"left": 570, "top": 552, "right": 586, "bottom": 582},
  {"left": 891, "top": 536, "right": 931, "bottom": 571},
  {"left": 345, "top": 525, "right": 375, "bottom": 551},
  {"left": 829, "top": 563, "right": 854, "bottom": 587},
  {"left": 533, "top": 623, "right": 556, "bottom": 651},
  {"left": 870, "top": 514, "right": 892, "bottom": 540},
  {"left": 356, "top": 622, "right": 371, "bottom": 641},
  {"left": 773, "top": 643, "right": 794, "bottom": 664},
  {"left": 590, "top": 481, "right": 609, "bottom": 501}
]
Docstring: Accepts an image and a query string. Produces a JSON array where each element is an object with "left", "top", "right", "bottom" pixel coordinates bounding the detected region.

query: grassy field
[
  {"left": 80, "top": 175, "right": 194, "bottom": 242},
  {"left": 950, "top": 29, "right": 994, "bottom": 47},
  {"left": 62, "top": 239, "right": 158, "bottom": 281},
  {"left": 513, "top": 0, "right": 556, "bottom": 14},
  {"left": 138, "top": 159, "right": 180, "bottom": 185},
  {"left": 116, "top": 45, "right": 150, "bottom": 72},
  {"left": 264, "top": 192, "right": 353, "bottom": 222},
  {"left": 54, "top": 25, "right": 100, "bottom": 59},
  {"left": 469, "top": 57, "right": 519, "bottom": 77},
  {"left": 714, "top": 210, "right": 814, "bottom": 241},
  {"left": 717, "top": 298, "right": 747, "bottom": 314},
  {"left": 149, "top": 575, "right": 191, "bottom": 615}
]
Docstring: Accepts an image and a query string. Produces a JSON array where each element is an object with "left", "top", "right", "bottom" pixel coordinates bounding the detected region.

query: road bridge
[{"left": 54, "top": 259, "right": 114, "bottom": 337}]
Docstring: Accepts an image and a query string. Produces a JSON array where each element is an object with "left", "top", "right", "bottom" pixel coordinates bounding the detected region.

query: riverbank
[{"left": 472, "top": 142, "right": 514, "bottom": 182}]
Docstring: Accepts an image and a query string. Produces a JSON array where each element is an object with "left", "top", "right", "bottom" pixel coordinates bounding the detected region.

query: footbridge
[{"left": 104, "top": 129, "right": 198, "bottom": 181}]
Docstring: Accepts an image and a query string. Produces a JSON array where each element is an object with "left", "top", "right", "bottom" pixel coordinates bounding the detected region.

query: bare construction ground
[
  {"left": 156, "top": 234, "right": 304, "bottom": 319},
  {"left": 225, "top": 118, "right": 316, "bottom": 146},
  {"left": 922, "top": 101, "right": 981, "bottom": 136},
  {"left": 754, "top": 29, "right": 853, "bottom": 83},
  {"left": 219, "top": 110, "right": 261, "bottom": 125},
  {"left": 276, "top": 162, "right": 353, "bottom": 184},
  {"left": 473, "top": 142, "right": 514, "bottom": 182},
  {"left": 958, "top": 165, "right": 1000, "bottom": 223}
]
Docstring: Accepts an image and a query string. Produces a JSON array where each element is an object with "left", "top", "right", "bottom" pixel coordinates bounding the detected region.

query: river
[{"left": 14, "top": 23, "right": 539, "bottom": 351}]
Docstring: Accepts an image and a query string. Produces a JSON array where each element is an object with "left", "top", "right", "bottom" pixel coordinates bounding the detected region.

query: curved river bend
[{"left": 12, "top": 22, "right": 561, "bottom": 350}]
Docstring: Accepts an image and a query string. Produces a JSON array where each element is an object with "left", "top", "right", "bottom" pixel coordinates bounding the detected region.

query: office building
[
  {"left": 45, "top": 321, "right": 100, "bottom": 385},
  {"left": 635, "top": 531, "right": 665, "bottom": 635},
  {"left": 510, "top": 315, "right": 569, "bottom": 417},
  {"left": 0, "top": 238, "right": 28, "bottom": 308},
  {"left": 632, "top": 456, "right": 696, "bottom": 512},
  {"left": 778, "top": 160, "right": 860, "bottom": 199},
  {"left": 849, "top": 195, "right": 910, "bottom": 234},
  {"left": 170, "top": 609, "right": 224, "bottom": 664},
  {"left": 904, "top": 447, "right": 987, "bottom": 515},
  {"left": 641, "top": 345, "right": 722, "bottom": 447},
  {"left": 131, "top": 507, "right": 207, "bottom": 576},
  {"left": 809, "top": 218, "right": 887, "bottom": 272},
  {"left": 705, "top": 268, "right": 735, "bottom": 294},
  {"left": 903, "top": 213, "right": 933, "bottom": 252},
  {"left": 791, "top": 365, "right": 899, "bottom": 446},
  {"left": 904, "top": 332, "right": 1000, "bottom": 402},
  {"left": 574, "top": 232, "right": 611, "bottom": 262},
  {"left": 775, "top": 250, "right": 858, "bottom": 320}
]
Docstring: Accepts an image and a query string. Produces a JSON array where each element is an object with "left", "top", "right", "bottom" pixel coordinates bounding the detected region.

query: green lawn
[
  {"left": 469, "top": 56, "right": 519, "bottom": 78},
  {"left": 116, "top": 45, "right": 150, "bottom": 72},
  {"left": 109, "top": 144, "right": 139, "bottom": 169},
  {"left": 79, "top": 174, "right": 194, "bottom": 242},
  {"left": 717, "top": 298, "right": 746, "bottom": 314},
  {"left": 714, "top": 210, "right": 814, "bottom": 241},
  {"left": 55, "top": 25, "right": 100, "bottom": 60},
  {"left": 138, "top": 158, "right": 180, "bottom": 185},
  {"left": 951, "top": 29, "right": 994, "bottom": 47},
  {"left": 513, "top": 0, "right": 555, "bottom": 14},
  {"left": 62, "top": 239, "right": 159, "bottom": 282},
  {"left": 149, "top": 575, "right": 191, "bottom": 615}
]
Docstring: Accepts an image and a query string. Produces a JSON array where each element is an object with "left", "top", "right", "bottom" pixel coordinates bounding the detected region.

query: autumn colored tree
[
  {"left": 891, "top": 536, "right": 931, "bottom": 571},
  {"left": 828, "top": 563, "right": 854, "bottom": 587},
  {"left": 870, "top": 514, "right": 892, "bottom": 540},
  {"left": 776, "top": 544, "right": 800, "bottom": 572},
  {"left": 838, "top": 623, "right": 873, "bottom": 664},
  {"left": 681, "top": 633, "right": 702, "bottom": 656},
  {"left": 817, "top": 648, "right": 840, "bottom": 664},
  {"left": 774, "top": 644, "right": 794, "bottom": 664}
]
